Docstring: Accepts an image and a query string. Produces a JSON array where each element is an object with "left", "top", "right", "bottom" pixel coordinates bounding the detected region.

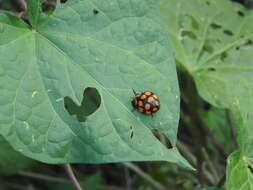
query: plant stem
[
  {"left": 19, "top": 171, "right": 70, "bottom": 184},
  {"left": 122, "top": 162, "right": 166, "bottom": 190},
  {"left": 17, "top": 0, "right": 27, "bottom": 11},
  {"left": 225, "top": 109, "right": 238, "bottom": 149},
  {"left": 63, "top": 164, "right": 83, "bottom": 190},
  {"left": 177, "top": 140, "right": 197, "bottom": 166},
  {"left": 56, "top": 0, "right": 61, "bottom": 6}
]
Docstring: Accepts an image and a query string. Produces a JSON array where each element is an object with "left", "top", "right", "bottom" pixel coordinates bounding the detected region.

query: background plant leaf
[
  {"left": 54, "top": 172, "right": 101, "bottom": 190},
  {"left": 226, "top": 151, "right": 253, "bottom": 190},
  {"left": 27, "top": 0, "right": 41, "bottom": 27},
  {"left": 157, "top": 0, "right": 253, "bottom": 187},
  {"left": 0, "top": 0, "right": 192, "bottom": 169},
  {"left": 0, "top": 135, "right": 37, "bottom": 176},
  {"left": 201, "top": 108, "right": 234, "bottom": 152},
  {"left": 198, "top": 187, "right": 226, "bottom": 190}
]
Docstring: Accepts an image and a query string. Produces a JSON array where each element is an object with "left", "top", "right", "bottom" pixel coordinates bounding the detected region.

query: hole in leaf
[
  {"left": 220, "top": 51, "right": 228, "bottom": 61},
  {"left": 130, "top": 126, "right": 134, "bottom": 139},
  {"left": 93, "top": 9, "right": 99, "bottom": 15},
  {"left": 42, "top": 1, "right": 57, "bottom": 13},
  {"left": 237, "top": 10, "right": 245, "bottom": 17},
  {"left": 64, "top": 87, "right": 101, "bottom": 122},
  {"left": 210, "top": 23, "right": 222, "bottom": 30},
  {"left": 236, "top": 39, "right": 253, "bottom": 50},
  {"left": 248, "top": 165, "right": 253, "bottom": 174},
  {"left": 181, "top": 30, "right": 197, "bottom": 40},
  {"left": 152, "top": 129, "right": 172, "bottom": 148},
  {"left": 203, "top": 44, "right": 214, "bottom": 54},
  {"left": 223, "top": 30, "right": 233, "bottom": 36},
  {"left": 207, "top": 67, "right": 216, "bottom": 71},
  {"left": 185, "top": 14, "right": 199, "bottom": 30}
]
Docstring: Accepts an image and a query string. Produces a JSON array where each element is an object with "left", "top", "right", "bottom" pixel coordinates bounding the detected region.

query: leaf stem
[
  {"left": 225, "top": 110, "right": 238, "bottom": 149},
  {"left": 63, "top": 164, "right": 83, "bottom": 190}
]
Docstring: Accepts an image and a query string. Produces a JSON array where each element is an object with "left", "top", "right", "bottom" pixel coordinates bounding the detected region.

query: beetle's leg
[{"left": 132, "top": 88, "right": 137, "bottom": 95}]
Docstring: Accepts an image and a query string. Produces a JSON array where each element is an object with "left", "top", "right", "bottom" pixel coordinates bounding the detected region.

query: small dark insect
[
  {"left": 130, "top": 126, "right": 134, "bottom": 138},
  {"left": 93, "top": 9, "right": 99, "bottom": 15},
  {"left": 130, "top": 131, "right": 134, "bottom": 138},
  {"left": 131, "top": 89, "right": 160, "bottom": 116}
]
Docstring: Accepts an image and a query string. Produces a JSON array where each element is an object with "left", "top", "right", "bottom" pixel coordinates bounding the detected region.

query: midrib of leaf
[
  {"left": 193, "top": 17, "right": 213, "bottom": 64},
  {"left": 197, "top": 34, "right": 253, "bottom": 69}
]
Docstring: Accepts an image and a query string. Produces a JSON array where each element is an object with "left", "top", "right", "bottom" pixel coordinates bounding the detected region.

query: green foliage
[
  {"left": 54, "top": 172, "right": 101, "bottom": 190},
  {"left": 0, "top": 0, "right": 12, "bottom": 11},
  {"left": 226, "top": 151, "right": 253, "bottom": 190},
  {"left": 0, "top": 135, "right": 37, "bottom": 176},
  {"left": 201, "top": 108, "right": 234, "bottom": 152},
  {"left": 0, "top": 0, "right": 192, "bottom": 169},
  {"left": 27, "top": 0, "right": 41, "bottom": 27},
  {"left": 198, "top": 187, "right": 225, "bottom": 190},
  {"left": 1, "top": 0, "right": 252, "bottom": 189},
  {"left": 157, "top": 0, "right": 253, "bottom": 188},
  {"left": 138, "top": 164, "right": 197, "bottom": 189}
]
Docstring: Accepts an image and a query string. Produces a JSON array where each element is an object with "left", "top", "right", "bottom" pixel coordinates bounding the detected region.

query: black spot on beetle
[{"left": 93, "top": 9, "right": 99, "bottom": 15}]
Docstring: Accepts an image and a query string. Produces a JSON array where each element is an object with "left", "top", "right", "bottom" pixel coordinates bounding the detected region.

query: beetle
[{"left": 131, "top": 89, "right": 160, "bottom": 116}]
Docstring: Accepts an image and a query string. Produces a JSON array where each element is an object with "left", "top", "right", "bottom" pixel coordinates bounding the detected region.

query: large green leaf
[
  {"left": 0, "top": 0, "right": 191, "bottom": 169},
  {"left": 157, "top": 0, "right": 253, "bottom": 153},
  {"left": 157, "top": 0, "right": 253, "bottom": 187},
  {"left": 226, "top": 151, "right": 253, "bottom": 190}
]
